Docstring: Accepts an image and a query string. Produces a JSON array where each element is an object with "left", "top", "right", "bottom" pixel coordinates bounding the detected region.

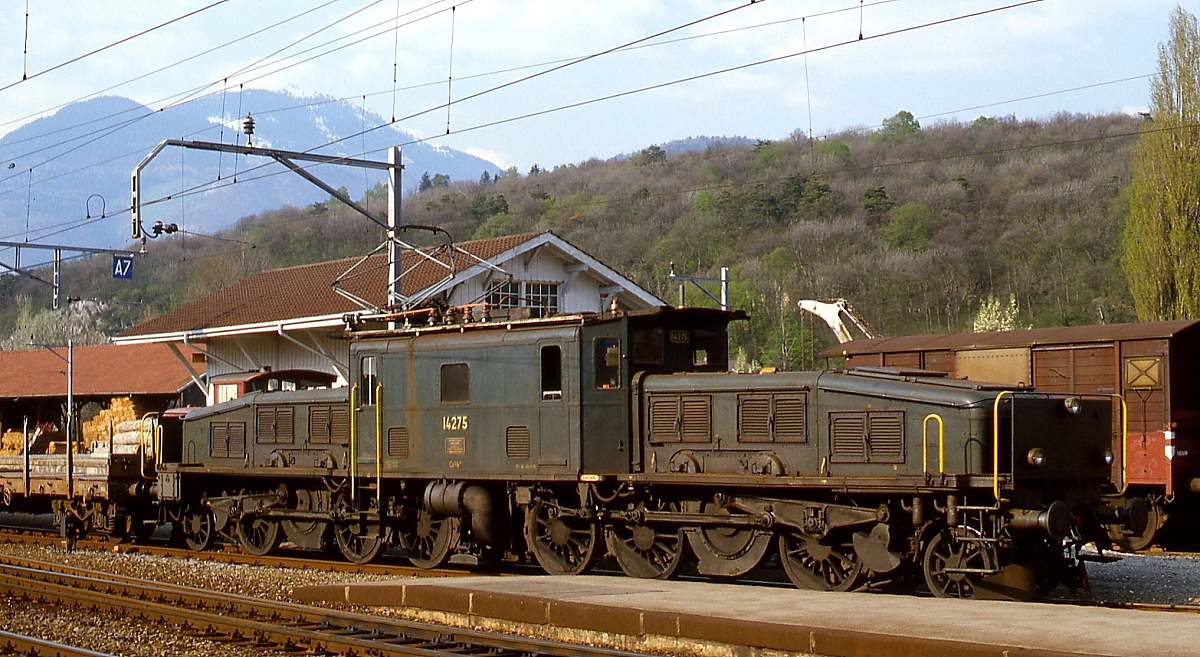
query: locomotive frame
[{"left": 152, "top": 306, "right": 1130, "bottom": 598}]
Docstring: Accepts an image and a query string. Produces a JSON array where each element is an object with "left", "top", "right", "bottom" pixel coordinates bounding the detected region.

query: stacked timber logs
[{"left": 82, "top": 397, "right": 155, "bottom": 456}]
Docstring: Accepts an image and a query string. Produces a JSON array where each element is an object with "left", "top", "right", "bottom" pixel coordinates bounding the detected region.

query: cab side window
[
  {"left": 359, "top": 355, "right": 377, "bottom": 405},
  {"left": 541, "top": 346, "right": 563, "bottom": 400},
  {"left": 594, "top": 338, "right": 621, "bottom": 389}
]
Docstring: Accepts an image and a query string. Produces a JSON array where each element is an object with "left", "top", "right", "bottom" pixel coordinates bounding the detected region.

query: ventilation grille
[
  {"left": 830, "top": 411, "right": 904, "bottom": 463},
  {"left": 387, "top": 427, "right": 409, "bottom": 459},
  {"left": 506, "top": 426, "right": 531, "bottom": 459},
  {"left": 310, "top": 405, "right": 350, "bottom": 444},
  {"left": 210, "top": 422, "right": 246, "bottom": 458},
  {"left": 774, "top": 395, "right": 807, "bottom": 442},
  {"left": 738, "top": 397, "right": 772, "bottom": 440},
  {"left": 680, "top": 398, "right": 711, "bottom": 442},
  {"left": 867, "top": 413, "right": 904, "bottom": 461},
  {"left": 830, "top": 414, "right": 866, "bottom": 461},
  {"left": 256, "top": 406, "right": 295, "bottom": 444}
]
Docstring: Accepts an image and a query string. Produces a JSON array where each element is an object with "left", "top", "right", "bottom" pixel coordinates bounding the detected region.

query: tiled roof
[
  {"left": 0, "top": 343, "right": 203, "bottom": 398},
  {"left": 122, "top": 232, "right": 542, "bottom": 336}
]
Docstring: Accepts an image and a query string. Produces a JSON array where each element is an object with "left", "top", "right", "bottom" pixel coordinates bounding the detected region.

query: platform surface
[{"left": 294, "top": 575, "right": 1195, "bottom": 657}]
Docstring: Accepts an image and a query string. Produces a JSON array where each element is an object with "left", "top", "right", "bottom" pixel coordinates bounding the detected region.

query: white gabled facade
[{"left": 115, "top": 232, "right": 665, "bottom": 405}]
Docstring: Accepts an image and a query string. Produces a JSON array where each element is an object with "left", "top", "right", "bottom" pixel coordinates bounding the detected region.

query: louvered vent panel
[
  {"left": 506, "top": 426, "right": 531, "bottom": 459},
  {"left": 867, "top": 412, "right": 905, "bottom": 462},
  {"left": 274, "top": 407, "right": 295, "bottom": 444},
  {"left": 680, "top": 397, "right": 712, "bottom": 443},
  {"left": 647, "top": 397, "right": 680, "bottom": 443},
  {"left": 329, "top": 407, "right": 350, "bottom": 444},
  {"left": 256, "top": 408, "right": 274, "bottom": 444},
  {"left": 830, "top": 413, "right": 866, "bottom": 462},
  {"left": 738, "top": 396, "right": 772, "bottom": 442},
  {"left": 309, "top": 406, "right": 331, "bottom": 443},
  {"left": 227, "top": 422, "right": 246, "bottom": 457},
  {"left": 210, "top": 424, "right": 229, "bottom": 458},
  {"left": 774, "top": 394, "right": 807, "bottom": 443},
  {"left": 387, "top": 427, "right": 410, "bottom": 458}
]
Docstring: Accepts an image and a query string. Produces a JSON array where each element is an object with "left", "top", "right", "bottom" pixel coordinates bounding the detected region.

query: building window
[
  {"left": 487, "top": 281, "right": 560, "bottom": 314},
  {"left": 488, "top": 281, "right": 520, "bottom": 308},
  {"left": 526, "top": 282, "right": 560, "bottom": 314},
  {"left": 441, "top": 363, "right": 470, "bottom": 404}
]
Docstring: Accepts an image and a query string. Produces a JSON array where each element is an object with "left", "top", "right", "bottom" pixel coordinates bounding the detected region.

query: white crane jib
[{"left": 797, "top": 299, "right": 876, "bottom": 344}]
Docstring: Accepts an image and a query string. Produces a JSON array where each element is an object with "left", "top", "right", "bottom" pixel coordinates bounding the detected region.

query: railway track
[
  {"left": 0, "top": 629, "right": 119, "bottom": 657},
  {"left": 0, "top": 553, "right": 658, "bottom": 657},
  {"left": 0, "top": 527, "right": 477, "bottom": 578}
]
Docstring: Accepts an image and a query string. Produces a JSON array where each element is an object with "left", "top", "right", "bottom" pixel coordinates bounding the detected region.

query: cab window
[
  {"left": 359, "top": 356, "right": 377, "bottom": 405},
  {"left": 541, "top": 346, "right": 563, "bottom": 400},
  {"left": 594, "top": 338, "right": 621, "bottom": 389}
]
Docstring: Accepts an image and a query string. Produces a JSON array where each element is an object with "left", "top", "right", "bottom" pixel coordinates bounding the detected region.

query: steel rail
[
  {"left": 0, "top": 528, "right": 474, "bottom": 578},
  {"left": 0, "top": 629, "right": 119, "bottom": 657},
  {"left": 0, "top": 555, "right": 655, "bottom": 657}
]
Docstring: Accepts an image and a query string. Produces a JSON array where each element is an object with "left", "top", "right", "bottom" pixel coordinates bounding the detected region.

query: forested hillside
[{"left": 0, "top": 111, "right": 1142, "bottom": 369}]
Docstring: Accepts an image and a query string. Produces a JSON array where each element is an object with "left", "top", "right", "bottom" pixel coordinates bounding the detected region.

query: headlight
[
  {"left": 1027, "top": 448, "right": 1047, "bottom": 467},
  {"left": 1063, "top": 396, "right": 1082, "bottom": 415},
  {"left": 1103, "top": 448, "right": 1115, "bottom": 465}
]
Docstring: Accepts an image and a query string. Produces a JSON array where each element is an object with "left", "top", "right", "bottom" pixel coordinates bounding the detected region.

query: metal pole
[
  {"left": 720, "top": 267, "right": 729, "bottom": 311},
  {"left": 22, "top": 417, "right": 29, "bottom": 499},
  {"left": 387, "top": 147, "right": 401, "bottom": 310},
  {"left": 66, "top": 339, "right": 73, "bottom": 503},
  {"left": 52, "top": 248, "right": 61, "bottom": 309}
]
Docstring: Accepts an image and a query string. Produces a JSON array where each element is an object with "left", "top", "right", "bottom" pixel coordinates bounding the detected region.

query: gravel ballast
[{"left": 1, "top": 541, "right": 1198, "bottom": 656}]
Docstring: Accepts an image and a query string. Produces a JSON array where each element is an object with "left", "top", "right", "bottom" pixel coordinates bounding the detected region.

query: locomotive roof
[
  {"left": 182, "top": 386, "right": 346, "bottom": 420},
  {"left": 345, "top": 306, "right": 745, "bottom": 340},
  {"left": 643, "top": 367, "right": 1021, "bottom": 407},
  {"left": 821, "top": 318, "right": 1200, "bottom": 358}
]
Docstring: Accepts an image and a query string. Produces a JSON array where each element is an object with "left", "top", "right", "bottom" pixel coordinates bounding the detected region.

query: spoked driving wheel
[
  {"left": 778, "top": 531, "right": 864, "bottom": 591},
  {"left": 399, "top": 507, "right": 460, "bottom": 569},
  {"left": 181, "top": 504, "right": 215, "bottom": 551},
  {"left": 238, "top": 516, "right": 281, "bottom": 556},
  {"left": 922, "top": 526, "right": 998, "bottom": 598},
  {"left": 333, "top": 494, "right": 384, "bottom": 564},
  {"left": 524, "top": 496, "right": 599, "bottom": 575},
  {"left": 605, "top": 499, "right": 687, "bottom": 579}
]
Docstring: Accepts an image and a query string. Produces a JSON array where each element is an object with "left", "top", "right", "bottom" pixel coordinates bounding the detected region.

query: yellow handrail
[
  {"left": 375, "top": 382, "right": 384, "bottom": 497},
  {"left": 349, "top": 384, "right": 358, "bottom": 501},
  {"left": 992, "top": 391, "right": 1014, "bottom": 503},
  {"left": 922, "top": 414, "right": 944, "bottom": 475}
]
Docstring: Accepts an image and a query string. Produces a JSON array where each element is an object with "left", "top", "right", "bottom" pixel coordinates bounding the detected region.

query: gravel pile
[{"left": 1078, "top": 548, "right": 1200, "bottom": 605}]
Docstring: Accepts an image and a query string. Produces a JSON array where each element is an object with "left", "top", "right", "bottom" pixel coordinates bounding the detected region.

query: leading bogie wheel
[
  {"left": 922, "top": 526, "right": 998, "bottom": 598},
  {"left": 181, "top": 505, "right": 215, "bottom": 552}
]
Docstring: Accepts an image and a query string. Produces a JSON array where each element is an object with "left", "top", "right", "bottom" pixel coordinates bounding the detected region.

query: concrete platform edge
[{"left": 293, "top": 580, "right": 1104, "bottom": 657}]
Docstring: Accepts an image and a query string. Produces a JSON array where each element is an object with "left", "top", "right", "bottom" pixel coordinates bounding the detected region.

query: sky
[{"left": 0, "top": 0, "right": 1185, "bottom": 173}]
